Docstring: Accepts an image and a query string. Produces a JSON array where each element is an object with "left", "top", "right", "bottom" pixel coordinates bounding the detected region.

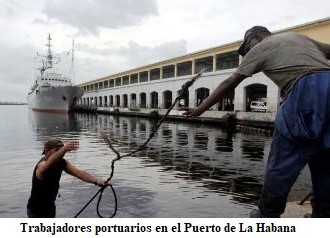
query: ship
[{"left": 27, "top": 34, "right": 83, "bottom": 113}]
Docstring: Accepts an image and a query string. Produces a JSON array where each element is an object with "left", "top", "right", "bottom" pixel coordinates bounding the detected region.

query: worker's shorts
[{"left": 259, "top": 71, "right": 330, "bottom": 217}]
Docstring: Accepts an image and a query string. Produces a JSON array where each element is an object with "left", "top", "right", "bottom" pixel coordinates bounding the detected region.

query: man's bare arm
[
  {"left": 65, "top": 161, "right": 109, "bottom": 187},
  {"left": 182, "top": 73, "right": 247, "bottom": 117},
  {"left": 36, "top": 141, "right": 79, "bottom": 180}
]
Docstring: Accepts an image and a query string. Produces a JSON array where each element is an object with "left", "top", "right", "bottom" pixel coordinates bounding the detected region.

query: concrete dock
[
  {"left": 282, "top": 201, "right": 312, "bottom": 218},
  {"left": 73, "top": 106, "right": 275, "bottom": 132}
]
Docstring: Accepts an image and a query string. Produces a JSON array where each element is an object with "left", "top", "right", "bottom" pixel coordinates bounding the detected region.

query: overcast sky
[{"left": 1, "top": 0, "right": 330, "bottom": 102}]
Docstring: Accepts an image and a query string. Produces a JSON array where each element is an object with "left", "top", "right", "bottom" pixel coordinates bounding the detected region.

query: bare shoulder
[{"left": 35, "top": 160, "right": 47, "bottom": 180}]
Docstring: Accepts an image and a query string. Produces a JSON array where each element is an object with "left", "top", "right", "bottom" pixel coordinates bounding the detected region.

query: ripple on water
[{"left": 0, "top": 107, "right": 312, "bottom": 217}]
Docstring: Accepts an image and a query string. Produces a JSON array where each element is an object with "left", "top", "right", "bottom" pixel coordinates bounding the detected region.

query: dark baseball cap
[
  {"left": 237, "top": 26, "right": 271, "bottom": 56},
  {"left": 42, "top": 138, "right": 64, "bottom": 154}
]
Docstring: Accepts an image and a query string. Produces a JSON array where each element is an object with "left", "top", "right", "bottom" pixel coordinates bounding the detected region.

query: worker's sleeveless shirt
[{"left": 27, "top": 157, "right": 67, "bottom": 217}]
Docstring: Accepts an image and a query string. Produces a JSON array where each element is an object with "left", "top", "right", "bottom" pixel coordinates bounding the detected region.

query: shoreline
[
  {"left": 73, "top": 105, "right": 275, "bottom": 134},
  {"left": 0, "top": 102, "right": 27, "bottom": 105}
]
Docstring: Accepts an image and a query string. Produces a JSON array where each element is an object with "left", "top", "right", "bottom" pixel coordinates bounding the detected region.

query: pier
[{"left": 74, "top": 105, "right": 275, "bottom": 134}]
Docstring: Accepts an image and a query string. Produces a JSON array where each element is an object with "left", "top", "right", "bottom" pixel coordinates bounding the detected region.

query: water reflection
[
  {"left": 74, "top": 114, "right": 268, "bottom": 206},
  {"left": 241, "top": 138, "right": 267, "bottom": 162},
  {"left": 28, "top": 111, "right": 80, "bottom": 139},
  {"left": 20, "top": 111, "right": 311, "bottom": 217},
  {"left": 215, "top": 136, "right": 233, "bottom": 153}
]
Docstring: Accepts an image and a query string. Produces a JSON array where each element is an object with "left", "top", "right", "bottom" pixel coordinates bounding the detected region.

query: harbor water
[{"left": 0, "top": 105, "right": 312, "bottom": 217}]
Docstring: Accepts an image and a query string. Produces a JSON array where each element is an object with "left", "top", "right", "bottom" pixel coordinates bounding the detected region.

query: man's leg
[
  {"left": 257, "top": 128, "right": 308, "bottom": 217},
  {"left": 255, "top": 72, "right": 330, "bottom": 217},
  {"left": 27, "top": 208, "right": 37, "bottom": 218},
  {"left": 309, "top": 149, "right": 330, "bottom": 217}
]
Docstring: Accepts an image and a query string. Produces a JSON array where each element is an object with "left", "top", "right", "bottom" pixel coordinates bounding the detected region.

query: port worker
[
  {"left": 27, "top": 138, "right": 108, "bottom": 218},
  {"left": 182, "top": 26, "right": 330, "bottom": 217}
]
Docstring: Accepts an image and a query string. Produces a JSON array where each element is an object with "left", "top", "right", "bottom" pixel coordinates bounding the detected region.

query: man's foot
[
  {"left": 303, "top": 213, "right": 312, "bottom": 218},
  {"left": 249, "top": 209, "right": 262, "bottom": 218}
]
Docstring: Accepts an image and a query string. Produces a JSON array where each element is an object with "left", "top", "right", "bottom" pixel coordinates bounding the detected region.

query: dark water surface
[{"left": 0, "top": 105, "right": 312, "bottom": 217}]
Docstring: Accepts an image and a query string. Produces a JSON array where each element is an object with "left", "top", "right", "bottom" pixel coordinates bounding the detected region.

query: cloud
[
  {"left": 115, "top": 40, "right": 188, "bottom": 65},
  {"left": 0, "top": 43, "right": 37, "bottom": 102},
  {"left": 74, "top": 39, "right": 188, "bottom": 82},
  {"left": 0, "top": 0, "right": 18, "bottom": 17},
  {"left": 0, "top": 43, "right": 36, "bottom": 85},
  {"left": 41, "top": 0, "right": 159, "bottom": 35}
]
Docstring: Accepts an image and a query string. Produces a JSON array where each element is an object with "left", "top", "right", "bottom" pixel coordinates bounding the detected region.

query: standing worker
[
  {"left": 27, "top": 138, "right": 108, "bottom": 218},
  {"left": 181, "top": 26, "right": 330, "bottom": 217}
]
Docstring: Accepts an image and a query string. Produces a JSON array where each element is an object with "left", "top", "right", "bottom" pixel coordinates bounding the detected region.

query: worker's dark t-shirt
[
  {"left": 236, "top": 32, "right": 330, "bottom": 95},
  {"left": 27, "top": 157, "right": 66, "bottom": 217}
]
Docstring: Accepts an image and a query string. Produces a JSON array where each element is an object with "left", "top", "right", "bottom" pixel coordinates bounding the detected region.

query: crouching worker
[{"left": 27, "top": 138, "right": 108, "bottom": 218}]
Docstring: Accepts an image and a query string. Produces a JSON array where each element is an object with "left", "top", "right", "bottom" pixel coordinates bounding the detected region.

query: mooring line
[{"left": 74, "top": 69, "right": 205, "bottom": 218}]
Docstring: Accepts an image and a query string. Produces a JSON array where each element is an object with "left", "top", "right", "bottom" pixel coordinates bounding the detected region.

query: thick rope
[{"left": 74, "top": 69, "right": 205, "bottom": 218}]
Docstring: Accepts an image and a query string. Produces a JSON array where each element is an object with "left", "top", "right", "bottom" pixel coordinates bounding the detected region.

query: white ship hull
[{"left": 27, "top": 86, "right": 83, "bottom": 113}]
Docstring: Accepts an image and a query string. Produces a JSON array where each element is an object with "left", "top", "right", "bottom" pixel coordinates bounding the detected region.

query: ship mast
[
  {"left": 46, "top": 33, "right": 53, "bottom": 69},
  {"left": 38, "top": 34, "right": 53, "bottom": 78},
  {"left": 69, "top": 39, "right": 75, "bottom": 82}
]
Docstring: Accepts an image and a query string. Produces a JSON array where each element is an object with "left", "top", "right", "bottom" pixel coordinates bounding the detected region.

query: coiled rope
[{"left": 74, "top": 69, "right": 205, "bottom": 218}]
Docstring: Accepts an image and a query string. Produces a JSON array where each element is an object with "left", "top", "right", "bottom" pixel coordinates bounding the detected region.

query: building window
[
  {"left": 196, "top": 88, "right": 210, "bottom": 106},
  {"left": 131, "top": 74, "right": 138, "bottom": 84},
  {"left": 150, "top": 68, "right": 160, "bottom": 81},
  {"left": 177, "top": 61, "right": 192, "bottom": 77},
  {"left": 123, "top": 76, "right": 129, "bottom": 85},
  {"left": 216, "top": 51, "right": 239, "bottom": 70},
  {"left": 115, "top": 77, "right": 122, "bottom": 86},
  {"left": 123, "top": 94, "right": 128, "bottom": 107},
  {"left": 163, "top": 65, "right": 175, "bottom": 79},
  {"left": 140, "top": 93, "right": 146, "bottom": 108},
  {"left": 150, "top": 92, "right": 158, "bottom": 108},
  {"left": 109, "top": 79, "right": 114, "bottom": 88},
  {"left": 195, "top": 56, "right": 213, "bottom": 73},
  {"left": 104, "top": 80, "right": 109, "bottom": 88},
  {"left": 139, "top": 71, "right": 148, "bottom": 83}
]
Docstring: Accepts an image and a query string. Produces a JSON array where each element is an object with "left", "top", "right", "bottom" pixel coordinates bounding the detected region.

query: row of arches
[
  {"left": 79, "top": 84, "right": 268, "bottom": 112},
  {"left": 81, "top": 90, "right": 192, "bottom": 109}
]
